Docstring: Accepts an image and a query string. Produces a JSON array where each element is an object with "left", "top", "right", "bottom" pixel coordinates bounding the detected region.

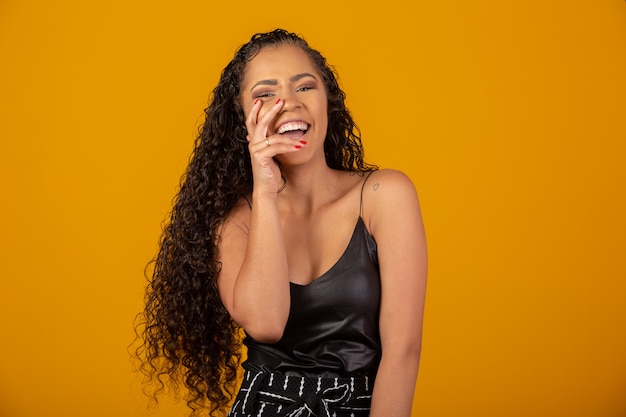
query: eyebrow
[{"left": 249, "top": 72, "right": 318, "bottom": 92}]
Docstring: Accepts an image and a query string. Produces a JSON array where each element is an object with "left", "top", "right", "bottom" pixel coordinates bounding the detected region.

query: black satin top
[{"left": 243, "top": 216, "right": 381, "bottom": 377}]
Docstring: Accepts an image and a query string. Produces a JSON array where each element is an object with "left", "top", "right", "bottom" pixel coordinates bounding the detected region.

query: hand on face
[{"left": 245, "top": 97, "right": 307, "bottom": 194}]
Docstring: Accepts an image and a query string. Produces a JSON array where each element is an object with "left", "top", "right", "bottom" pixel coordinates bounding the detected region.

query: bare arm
[
  {"left": 216, "top": 99, "right": 306, "bottom": 342},
  {"left": 366, "top": 169, "right": 428, "bottom": 417}
]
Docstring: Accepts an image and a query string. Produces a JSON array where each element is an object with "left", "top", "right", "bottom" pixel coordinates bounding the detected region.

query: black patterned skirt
[{"left": 228, "top": 370, "right": 373, "bottom": 417}]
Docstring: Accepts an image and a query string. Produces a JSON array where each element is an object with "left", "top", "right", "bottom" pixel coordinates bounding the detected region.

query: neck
[{"left": 278, "top": 164, "right": 343, "bottom": 215}]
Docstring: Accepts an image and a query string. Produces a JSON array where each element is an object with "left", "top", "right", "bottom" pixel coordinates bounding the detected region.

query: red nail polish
[
  {"left": 275, "top": 98, "right": 281, "bottom": 104},
  {"left": 300, "top": 140, "right": 307, "bottom": 145},
  {"left": 295, "top": 145, "right": 302, "bottom": 149},
  {"left": 254, "top": 98, "right": 259, "bottom": 105}
]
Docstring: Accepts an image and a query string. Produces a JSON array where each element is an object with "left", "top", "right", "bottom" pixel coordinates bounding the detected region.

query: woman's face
[{"left": 240, "top": 44, "right": 328, "bottom": 162}]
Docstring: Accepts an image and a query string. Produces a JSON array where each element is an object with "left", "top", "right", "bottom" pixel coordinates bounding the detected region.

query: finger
[
  {"left": 245, "top": 98, "right": 263, "bottom": 131},
  {"left": 249, "top": 134, "right": 307, "bottom": 155},
  {"left": 256, "top": 98, "right": 284, "bottom": 130},
  {"left": 248, "top": 99, "right": 284, "bottom": 147}
]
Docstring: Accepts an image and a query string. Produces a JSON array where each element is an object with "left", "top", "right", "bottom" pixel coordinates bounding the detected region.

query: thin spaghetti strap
[{"left": 359, "top": 170, "right": 376, "bottom": 217}]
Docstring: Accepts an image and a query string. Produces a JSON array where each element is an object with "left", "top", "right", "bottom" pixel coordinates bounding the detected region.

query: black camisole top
[{"left": 243, "top": 216, "right": 381, "bottom": 378}]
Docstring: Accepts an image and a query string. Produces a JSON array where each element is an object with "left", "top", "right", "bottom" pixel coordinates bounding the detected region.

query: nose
[{"left": 280, "top": 89, "right": 301, "bottom": 112}]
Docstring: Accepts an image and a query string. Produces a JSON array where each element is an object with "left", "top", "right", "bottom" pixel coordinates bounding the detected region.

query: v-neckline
[{"left": 289, "top": 217, "right": 365, "bottom": 287}]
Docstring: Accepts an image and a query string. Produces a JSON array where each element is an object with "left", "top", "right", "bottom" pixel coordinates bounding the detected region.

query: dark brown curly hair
[{"left": 136, "top": 28, "right": 376, "bottom": 417}]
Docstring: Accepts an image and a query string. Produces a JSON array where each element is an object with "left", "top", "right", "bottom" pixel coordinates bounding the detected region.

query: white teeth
[{"left": 277, "top": 121, "right": 309, "bottom": 134}]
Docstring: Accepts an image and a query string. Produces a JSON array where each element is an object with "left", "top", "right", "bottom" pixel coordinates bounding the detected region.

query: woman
[{"left": 138, "top": 29, "right": 427, "bottom": 417}]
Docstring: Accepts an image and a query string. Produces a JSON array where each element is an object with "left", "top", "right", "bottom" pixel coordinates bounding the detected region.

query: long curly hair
[{"left": 136, "top": 28, "right": 376, "bottom": 417}]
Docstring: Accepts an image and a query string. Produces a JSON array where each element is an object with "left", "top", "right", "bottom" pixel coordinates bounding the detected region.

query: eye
[
  {"left": 296, "top": 85, "right": 314, "bottom": 93},
  {"left": 253, "top": 90, "right": 275, "bottom": 99}
]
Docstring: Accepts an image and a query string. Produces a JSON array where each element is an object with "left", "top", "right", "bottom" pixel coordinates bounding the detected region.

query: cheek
[{"left": 319, "top": 101, "right": 329, "bottom": 125}]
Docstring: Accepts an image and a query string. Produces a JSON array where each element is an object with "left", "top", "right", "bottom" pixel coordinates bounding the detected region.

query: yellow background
[{"left": 1, "top": 1, "right": 625, "bottom": 416}]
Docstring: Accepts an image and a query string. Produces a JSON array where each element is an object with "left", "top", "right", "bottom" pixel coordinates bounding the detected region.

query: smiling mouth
[{"left": 277, "top": 121, "right": 309, "bottom": 138}]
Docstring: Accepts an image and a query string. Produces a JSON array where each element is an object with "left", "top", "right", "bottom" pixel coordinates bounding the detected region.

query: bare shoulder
[
  {"left": 363, "top": 169, "right": 419, "bottom": 205},
  {"left": 218, "top": 197, "right": 251, "bottom": 238},
  {"left": 361, "top": 169, "right": 421, "bottom": 232},
  {"left": 366, "top": 168, "right": 415, "bottom": 190}
]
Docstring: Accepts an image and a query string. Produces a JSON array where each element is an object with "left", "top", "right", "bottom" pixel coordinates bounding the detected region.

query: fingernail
[
  {"left": 295, "top": 145, "right": 302, "bottom": 149},
  {"left": 254, "top": 98, "right": 259, "bottom": 105},
  {"left": 300, "top": 140, "right": 307, "bottom": 145},
  {"left": 275, "top": 98, "right": 281, "bottom": 104}
]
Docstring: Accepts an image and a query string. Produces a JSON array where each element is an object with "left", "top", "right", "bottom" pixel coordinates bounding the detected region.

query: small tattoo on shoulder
[{"left": 373, "top": 183, "right": 380, "bottom": 191}]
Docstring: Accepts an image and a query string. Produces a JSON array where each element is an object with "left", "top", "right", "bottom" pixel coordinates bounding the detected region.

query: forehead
[{"left": 242, "top": 44, "right": 320, "bottom": 88}]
